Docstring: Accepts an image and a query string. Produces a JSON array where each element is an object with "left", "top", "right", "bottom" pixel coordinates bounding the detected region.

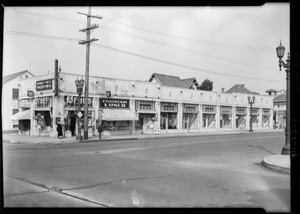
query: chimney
[{"left": 221, "top": 88, "right": 225, "bottom": 93}]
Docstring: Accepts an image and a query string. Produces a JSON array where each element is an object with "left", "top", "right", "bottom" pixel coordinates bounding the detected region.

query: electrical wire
[{"left": 4, "top": 30, "right": 283, "bottom": 82}]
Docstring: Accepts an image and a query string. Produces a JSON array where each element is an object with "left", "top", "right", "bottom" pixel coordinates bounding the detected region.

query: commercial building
[
  {"left": 2, "top": 70, "right": 34, "bottom": 133},
  {"left": 15, "top": 72, "right": 274, "bottom": 137},
  {"left": 273, "top": 93, "right": 286, "bottom": 129}
]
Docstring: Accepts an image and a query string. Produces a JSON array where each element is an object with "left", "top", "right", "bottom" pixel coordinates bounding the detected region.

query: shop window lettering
[
  {"left": 65, "top": 96, "right": 93, "bottom": 108},
  {"left": 136, "top": 100, "right": 155, "bottom": 110},
  {"left": 35, "top": 97, "right": 52, "bottom": 108}
]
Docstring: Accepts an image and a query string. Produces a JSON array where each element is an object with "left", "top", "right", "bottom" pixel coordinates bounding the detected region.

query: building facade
[
  {"left": 273, "top": 93, "right": 286, "bottom": 129},
  {"left": 16, "top": 72, "right": 274, "bottom": 137},
  {"left": 2, "top": 70, "right": 34, "bottom": 133}
]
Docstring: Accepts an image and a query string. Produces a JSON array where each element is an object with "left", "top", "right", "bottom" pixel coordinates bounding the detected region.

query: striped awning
[
  {"left": 101, "top": 109, "right": 138, "bottom": 121},
  {"left": 11, "top": 110, "right": 31, "bottom": 120}
]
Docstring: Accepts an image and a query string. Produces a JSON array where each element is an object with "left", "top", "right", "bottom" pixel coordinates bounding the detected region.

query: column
[
  {"left": 198, "top": 104, "right": 202, "bottom": 131},
  {"left": 258, "top": 108, "right": 263, "bottom": 128},
  {"left": 51, "top": 96, "right": 59, "bottom": 137},
  {"left": 270, "top": 109, "right": 274, "bottom": 129},
  {"left": 246, "top": 107, "right": 250, "bottom": 129},
  {"left": 232, "top": 106, "right": 236, "bottom": 129},
  {"left": 178, "top": 102, "right": 183, "bottom": 132},
  {"left": 156, "top": 101, "right": 161, "bottom": 133},
  {"left": 94, "top": 97, "right": 99, "bottom": 135},
  {"left": 215, "top": 105, "right": 221, "bottom": 129},
  {"left": 30, "top": 98, "right": 35, "bottom": 135}
]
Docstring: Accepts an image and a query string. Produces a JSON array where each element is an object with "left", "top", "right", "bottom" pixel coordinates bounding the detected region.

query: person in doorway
[{"left": 57, "top": 123, "right": 63, "bottom": 139}]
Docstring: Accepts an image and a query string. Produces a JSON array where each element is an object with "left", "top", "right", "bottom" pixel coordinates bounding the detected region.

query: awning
[
  {"left": 137, "top": 110, "right": 157, "bottom": 114},
  {"left": 101, "top": 109, "right": 138, "bottom": 121},
  {"left": 11, "top": 110, "right": 31, "bottom": 120}
]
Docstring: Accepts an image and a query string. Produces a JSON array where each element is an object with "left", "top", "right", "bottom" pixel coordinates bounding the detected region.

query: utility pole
[{"left": 78, "top": 6, "right": 102, "bottom": 140}]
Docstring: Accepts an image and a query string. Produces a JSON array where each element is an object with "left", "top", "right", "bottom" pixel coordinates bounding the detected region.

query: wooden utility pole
[{"left": 78, "top": 6, "right": 102, "bottom": 139}]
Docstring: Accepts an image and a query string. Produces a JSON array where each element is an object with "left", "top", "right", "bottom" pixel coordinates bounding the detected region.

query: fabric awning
[
  {"left": 101, "top": 109, "right": 138, "bottom": 121},
  {"left": 11, "top": 110, "right": 31, "bottom": 120}
]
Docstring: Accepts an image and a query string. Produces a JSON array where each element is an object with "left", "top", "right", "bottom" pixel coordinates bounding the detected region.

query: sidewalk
[
  {"left": 262, "top": 154, "right": 290, "bottom": 174},
  {"left": 2, "top": 128, "right": 283, "bottom": 144}
]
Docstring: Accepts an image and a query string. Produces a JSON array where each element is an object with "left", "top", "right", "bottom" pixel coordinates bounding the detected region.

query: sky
[{"left": 3, "top": 3, "right": 290, "bottom": 94}]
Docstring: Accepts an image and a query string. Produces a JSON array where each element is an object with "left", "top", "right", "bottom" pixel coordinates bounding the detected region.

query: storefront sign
[
  {"left": 36, "top": 79, "right": 53, "bottom": 91},
  {"left": 263, "top": 109, "right": 270, "bottom": 115},
  {"left": 27, "top": 90, "right": 34, "bottom": 97},
  {"left": 183, "top": 104, "right": 198, "bottom": 113},
  {"left": 136, "top": 100, "right": 155, "bottom": 110},
  {"left": 64, "top": 96, "right": 93, "bottom": 108},
  {"left": 35, "top": 96, "right": 52, "bottom": 108},
  {"left": 203, "top": 105, "right": 216, "bottom": 113},
  {"left": 220, "top": 106, "right": 232, "bottom": 114},
  {"left": 19, "top": 99, "right": 31, "bottom": 108},
  {"left": 161, "top": 102, "right": 178, "bottom": 112},
  {"left": 100, "top": 98, "right": 130, "bottom": 109},
  {"left": 236, "top": 107, "right": 246, "bottom": 115}
]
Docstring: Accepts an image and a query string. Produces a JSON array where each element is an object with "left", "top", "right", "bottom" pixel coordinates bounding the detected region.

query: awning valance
[
  {"left": 11, "top": 110, "right": 31, "bottom": 120},
  {"left": 137, "top": 110, "right": 157, "bottom": 114},
  {"left": 101, "top": 109, "right": 138, "bottom": 121}
]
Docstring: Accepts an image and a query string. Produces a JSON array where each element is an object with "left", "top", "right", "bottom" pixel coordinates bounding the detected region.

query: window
[
  {"left": 25, "top": 75, "right": 28, "bottom": 78},
  {"left": 12, "top": 88, "right": 19, "bottom": 99},
  {"left": 12, "top": 109, "right": 19, "bottom": 115}
]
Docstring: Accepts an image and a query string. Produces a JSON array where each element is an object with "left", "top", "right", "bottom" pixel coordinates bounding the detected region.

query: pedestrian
[
  {"left": 98, "top": 122, "right": 104, "bottom": 140},
  {"left": 57, "top": 123, "right": 63, "bottom": 139}
]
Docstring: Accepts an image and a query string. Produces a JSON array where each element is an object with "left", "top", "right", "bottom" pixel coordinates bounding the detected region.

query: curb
[
  {"left": 262, "top": 156, "right": 290, "bottom": 174},
  {"left": 3, "top": 130, "right": 283, "bottom": 145}
]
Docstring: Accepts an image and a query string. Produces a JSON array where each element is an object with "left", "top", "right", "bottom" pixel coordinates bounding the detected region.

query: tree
[{"left": 198, "top": 79, "right": 213, "bottom": 91}]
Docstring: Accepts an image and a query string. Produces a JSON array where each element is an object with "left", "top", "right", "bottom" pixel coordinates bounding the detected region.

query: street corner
[{"left": 262, "top": 155, "right": 290, "bottom": 174}]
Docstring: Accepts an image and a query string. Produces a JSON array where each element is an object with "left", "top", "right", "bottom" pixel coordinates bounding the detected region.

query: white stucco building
[
  {"left": 15, "top": 71, "right": 274, "bottom": 137},
  {"left": 2, "top": 70, "right": 34, "bottom": 133}
]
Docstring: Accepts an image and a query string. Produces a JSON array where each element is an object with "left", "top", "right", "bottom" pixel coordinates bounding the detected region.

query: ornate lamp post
[
  {"left": 276, "top": 41, "right": 290, "bottom": 155},
  {"left": 75, "top": 78, "right": 84, "bottom": 140},
  {"left": 248, "top": 95, "right": 256, "bottom": 132}
]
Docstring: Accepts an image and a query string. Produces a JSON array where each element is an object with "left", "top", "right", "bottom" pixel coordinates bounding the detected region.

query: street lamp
[
  {"left": 276, "top": 41, "right": 290, "bottom": 155},
  {"left": 75, "top": 78, "right": 84, "bottom": 140},
  {"left": 248, "top": 95, "right": 256, "bottom": 132}
]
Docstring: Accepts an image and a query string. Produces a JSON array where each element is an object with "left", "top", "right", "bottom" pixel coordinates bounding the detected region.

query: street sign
[{"left": 77, "top": 112, "right": 83, "bottom": 118}]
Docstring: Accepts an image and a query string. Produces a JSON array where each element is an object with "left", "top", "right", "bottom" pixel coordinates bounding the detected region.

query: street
[{"left": 3, "top": 132, "right": 290, "bottom": 211}]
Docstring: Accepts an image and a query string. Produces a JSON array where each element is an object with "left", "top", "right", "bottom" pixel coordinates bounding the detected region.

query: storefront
[
  {"left": 235, "top": 107, "right": 246, "bottom": 129},
  {"left": 13, "top": 98, "right": 32, "bottom": 135},
  {"left": 64, "top": 95, "right": 94, "bottom": 136},
  {"left": 33, "top": 96, "right": 53, "bottom": 136},
  {"left": 220, "top": 106, "right": 232, "bottom": 128},
  {"left": 160, "top": 102, "right": 178, "bottom": 130},
  {"left": 99, "top": 98, "right": 138, "bottom": 135},
  {"left": 135, "top": 100, "right": 157, "bottom": 134},
  {"left": 182, "top": 103, "right": 199, "bottom": 130},
  {"left": 202, "top": 105, "right": 216, "bottom": 129},
  {"left": 251, "top": 108, "right": 259, "bottom": 128},
  {"left": 262, "top": 108, "right": 271, "bottom": 127}
]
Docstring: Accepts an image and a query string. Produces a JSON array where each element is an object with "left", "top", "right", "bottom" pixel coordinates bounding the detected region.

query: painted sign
[
  {"left": 64, "top": 96, "right": 93, "bottom": 108},
  {"left": 161, "top": 102, "right": 178, "bottom": 112},
  {"left": 99, "top": 98, "right": 130, "bottom": 109},
  {"left": 36, "top": 79, "right": 53, "bottom": 91},
  {"left": 19, "top": 99, "right": 31, "bottom": 108},
  {"left": 203, "top": 105, "right": 216, "bottom": 113},
  {"left": 35, "top": 96, "right": 52, "bottom": 108}
]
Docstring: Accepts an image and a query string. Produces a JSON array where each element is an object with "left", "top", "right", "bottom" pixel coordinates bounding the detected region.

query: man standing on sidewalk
[
  {"left": 57, "top": 123, "right": 63, "bottom": 139},
  {"left": 97, "top": 122, "right": 104, "bottom": 140}
]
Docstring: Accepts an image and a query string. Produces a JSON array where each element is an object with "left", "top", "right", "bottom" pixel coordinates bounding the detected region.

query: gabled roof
[
  {"left": 273, "top": 93, "right": 286, "bottom": 102},
  {"left": 3, "top": 70, "right": 34, "bottom": 84},
  {"left": 226, "top": 84, "right": 260, "bottom": 95},
  {"left": 265, "top": 89, "right": 278, "bottom": 93},
  {"left": 149, "top": 73, "right": 198, "bottom": 89}
]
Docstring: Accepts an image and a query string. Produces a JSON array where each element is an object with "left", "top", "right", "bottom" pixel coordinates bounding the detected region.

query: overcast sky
[{"left": 3, "top": 3, "right": 290, "bottom": 94}]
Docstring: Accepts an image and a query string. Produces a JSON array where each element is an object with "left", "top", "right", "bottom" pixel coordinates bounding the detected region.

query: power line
[
  {"left": 4, "top": 30, "right": 284, "bottom": 82},
  {"left": 10, "top": 8, "right": 274, "bottom": 53}
]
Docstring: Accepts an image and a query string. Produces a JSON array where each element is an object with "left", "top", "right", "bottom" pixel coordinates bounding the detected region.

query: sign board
[
  {"left": 99, "top": 98, "right": 130, "bottom": 109},
  {"left": 161, "top": 102, "right": 178, "bottom": 112},
  {"left": 36, "top": 79, "right": 53, "bottom": 91},
  {"left": 19, "top": 99, "right": 31, "bottom": 108},
  {"left": 27, "top": 90, "right": 34, "bottom": 97},
  {"left": 77, "top": 112, "right": 83, "bottom": 118}
]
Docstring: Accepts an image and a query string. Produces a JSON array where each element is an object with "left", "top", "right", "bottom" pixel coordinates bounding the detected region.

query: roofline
[{"left": 3, "top": 70, "right": 35, "bottom": 84}]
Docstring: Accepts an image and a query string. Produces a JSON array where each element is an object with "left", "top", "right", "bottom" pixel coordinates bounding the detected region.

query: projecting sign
[
  {"left": 27, "top": 90, "right": 34, "bottom": 97},
  {"left": 36, "top": 79, "right": 53, "bottom": 91},
  {"left": 99, "top": 98, "right": 130, "bottom": 109}
]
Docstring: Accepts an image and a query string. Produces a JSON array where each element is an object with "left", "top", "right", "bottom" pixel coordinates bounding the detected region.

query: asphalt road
[{"left": 3, "top": 132, "right": 290, "bottom": 211}]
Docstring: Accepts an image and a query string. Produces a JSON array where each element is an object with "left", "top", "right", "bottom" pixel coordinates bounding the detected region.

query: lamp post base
[
  {"left": 249, "top": 129, "right": 253, "bottom": 132},
  {"left": 76, "top": 135, "right": 83, "bottom": 140},
  {"left": 281, "top": 145, "right": 290, "bottom": 155}
]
